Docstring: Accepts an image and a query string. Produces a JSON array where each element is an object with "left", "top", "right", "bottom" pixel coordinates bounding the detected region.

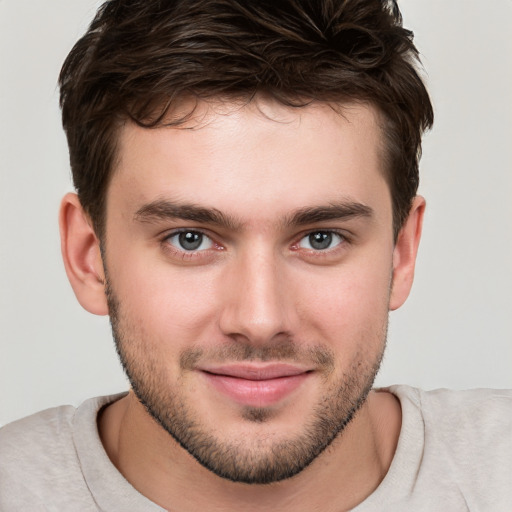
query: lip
[{"left": 199, "top": 363, "right": 312, "bottom": 408}]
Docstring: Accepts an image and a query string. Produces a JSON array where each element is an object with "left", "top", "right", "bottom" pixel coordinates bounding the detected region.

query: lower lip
[{"left": 202, "top": 372, "right": 310, "bottom": 408}]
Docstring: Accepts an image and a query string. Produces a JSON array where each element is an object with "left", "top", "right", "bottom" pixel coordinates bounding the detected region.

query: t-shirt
[{"left": 1, "top": 386, "right": 511, "bottom": 511}]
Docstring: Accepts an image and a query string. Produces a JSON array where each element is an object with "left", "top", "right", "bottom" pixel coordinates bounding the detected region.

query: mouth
[{"left": 198, "top": 363, "right": 313, "bottom": 408}]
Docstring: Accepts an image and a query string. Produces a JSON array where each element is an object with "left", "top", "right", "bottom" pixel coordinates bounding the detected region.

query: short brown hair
[{"left": 59, "top": 0, "right": 433, "bottom": 240}]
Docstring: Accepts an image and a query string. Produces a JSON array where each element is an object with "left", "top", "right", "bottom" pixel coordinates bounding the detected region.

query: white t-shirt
[{"left": 1, "top": 386, "right": 511, "bottom": 511}]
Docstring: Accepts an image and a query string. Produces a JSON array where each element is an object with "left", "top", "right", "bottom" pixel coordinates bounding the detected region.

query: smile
[{"left": 199, "top": 364, "right": 313, "bottom": 408}]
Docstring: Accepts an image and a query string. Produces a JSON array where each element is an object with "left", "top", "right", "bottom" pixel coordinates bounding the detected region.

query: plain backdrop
[{"left": 1, "top": 0, "right": 511, "bottom": 426}]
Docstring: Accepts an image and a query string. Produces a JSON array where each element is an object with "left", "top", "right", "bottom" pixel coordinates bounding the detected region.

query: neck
[{"left": 98, "top": 389, "right": 401, "bottom": 512}]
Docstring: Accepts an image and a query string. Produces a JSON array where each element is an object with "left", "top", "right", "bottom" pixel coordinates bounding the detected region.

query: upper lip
[{"left": 199, "top": 363, "right": 311, "bottom": 380}]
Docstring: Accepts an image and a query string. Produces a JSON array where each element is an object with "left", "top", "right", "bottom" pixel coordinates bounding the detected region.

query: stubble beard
[{"left": 106, "top": 279, "right": 386, "bottom": 484}]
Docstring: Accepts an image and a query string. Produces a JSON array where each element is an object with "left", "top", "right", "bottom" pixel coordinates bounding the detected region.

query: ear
[
  {"left": 59, "top": 193, "right": 108, "bottom": 315},
  {"left": 389, "top": 195, "right": 425, "bottom": 311}
]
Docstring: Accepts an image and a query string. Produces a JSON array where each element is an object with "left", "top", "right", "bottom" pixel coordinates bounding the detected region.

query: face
[{"left": 103, "top": 100, "right": 396, "bottom": 483}]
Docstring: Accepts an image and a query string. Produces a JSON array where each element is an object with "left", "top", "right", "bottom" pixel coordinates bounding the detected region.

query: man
[{"left": 0, "top": 0, "right": 510, "bottom": 510}]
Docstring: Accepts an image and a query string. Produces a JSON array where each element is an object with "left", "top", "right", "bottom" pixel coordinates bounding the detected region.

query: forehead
[{"left": 108, "top": 99, "right": 391, "bottom": 227}]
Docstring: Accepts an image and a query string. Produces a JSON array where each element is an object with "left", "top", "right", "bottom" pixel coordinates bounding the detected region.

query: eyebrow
[
  {"left": 134, "top": 200, "right": 241, "bottom": 230},
  {"left": 285, "top": 202, "right": 374, "bottom": 226},
  {"left": 134, "top": 199, "right": 373, "bottom": 229}
]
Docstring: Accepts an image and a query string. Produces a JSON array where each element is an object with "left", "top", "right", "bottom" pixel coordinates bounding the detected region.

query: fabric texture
[{"left": 1, "top": 386, "right": 511, "bottom": 511}]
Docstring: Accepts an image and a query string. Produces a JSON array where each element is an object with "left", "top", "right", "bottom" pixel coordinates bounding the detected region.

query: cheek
[
  {"left": 295, "top": 261, "right": 392, "bottom": 342},
  {"left": 110, "top": 254, "right": 223, "bottom": 341}
]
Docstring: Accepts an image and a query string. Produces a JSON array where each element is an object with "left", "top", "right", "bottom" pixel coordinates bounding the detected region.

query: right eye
[{"left": 165, "top": 231, "right": 214, "bottom": 252}]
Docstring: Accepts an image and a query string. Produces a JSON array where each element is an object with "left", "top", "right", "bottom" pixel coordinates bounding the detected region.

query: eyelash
[
  {"left": 160, "top": 228, "right": 351, "bottom": 261},
  {"left": 290, "top": 229, "right": 350, "bottom": 260},
  {"left": 161, "top": 229, "right": 223, "bottom": 262}
]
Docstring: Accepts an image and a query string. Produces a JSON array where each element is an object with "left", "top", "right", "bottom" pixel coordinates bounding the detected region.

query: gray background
[{"left": 1, "top": 0, "right": 511, "bottom": 426}]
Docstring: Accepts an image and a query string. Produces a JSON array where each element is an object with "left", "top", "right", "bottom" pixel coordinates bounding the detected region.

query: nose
[{"left": 218, "top": 246, "right": 293, "bottom": 345}]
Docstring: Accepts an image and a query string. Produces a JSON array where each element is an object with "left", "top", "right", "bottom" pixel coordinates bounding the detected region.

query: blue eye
[
  {"left": 167, "top": 231, "right": 213, "bottom": 251},
  {"left": 298, "top": 231, "right": 343, "bottom": 251}
]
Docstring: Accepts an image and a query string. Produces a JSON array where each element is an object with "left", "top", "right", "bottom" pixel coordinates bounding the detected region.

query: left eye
[
  {"left": 298, "top": 231, "right": 344, "bottom": 251},
  {"left": 167, "top": 231, "right": 213, "bottom": 251}
]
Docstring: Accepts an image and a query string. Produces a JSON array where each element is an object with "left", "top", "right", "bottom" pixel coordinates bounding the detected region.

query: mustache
[{"left": 180, "top": 340, "right": 335, "bottom": 372}]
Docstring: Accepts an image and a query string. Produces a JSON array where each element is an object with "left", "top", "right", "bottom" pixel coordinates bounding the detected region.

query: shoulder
[
  {"left": 0, "top": 395, "right": 122, "bottom": 510},
  {"left": 389, "top": 385, "right": 512, "bottom": 427},
  {"left": 394, "top": 384, "right": 511, "bottom": 415},
  {"left": 408, "top": 386, "right": 512, "bottom": 438},
  {"left": 0, "top": 404, "right": 79, "bottom": 507},
  {"left": 0, "top": 403, "right": 77, "bottom": 464},
  {"left": 390, "top": 386, "right": 512, "bottom": 508},
  {"left": 420, "top": 388, "right": 512, "bottom": 467},
  {"left": 392, "top": 385, "right": 512, "bottom": 450}
]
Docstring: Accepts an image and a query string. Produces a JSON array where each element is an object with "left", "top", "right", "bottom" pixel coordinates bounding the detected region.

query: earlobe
[
  {"left": 59, "top": 193, "right": 109, "bottom": 316},
  {"left": 389, "top": 196, "right": 425, "bottom": 311}
]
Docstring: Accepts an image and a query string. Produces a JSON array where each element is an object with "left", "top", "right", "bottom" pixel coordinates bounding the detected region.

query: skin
[{"left": 60, "top": 99, "right": 424, "bottom": 511}]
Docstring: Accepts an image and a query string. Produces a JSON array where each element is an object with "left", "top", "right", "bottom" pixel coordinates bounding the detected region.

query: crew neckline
[{"left": 72, "top": 386, "right": 424, "bottom": 511}]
